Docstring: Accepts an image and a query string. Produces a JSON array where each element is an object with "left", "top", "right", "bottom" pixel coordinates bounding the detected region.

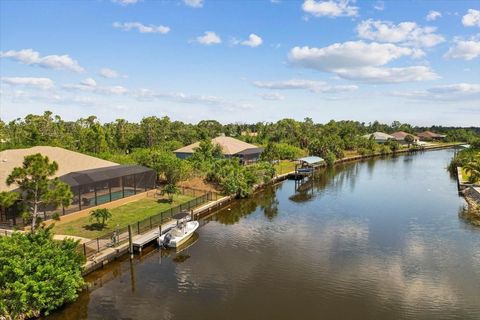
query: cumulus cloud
[
  {"left": 444, "top": 36, "right": 480, "bottom": 60},
  {"left": 426, "top": 10, "right": 441, "bottom": 21},
  {"left": 111, "top": 0, "right": 141, "bottom": 5},
  {"left": 259, "top": 92, "right": 285, "bottom": 101},
  {"left": 196, "top": 31, "right": 221, "bottom": 45},
  {"left": 302, "top": 0, "right": 358, "bottom": 18},
  {"left": 234, "top": 34, "right": 263, "bottom": 47},
  {"left": 0, "top": 49, "right": 84, "bottom": 73},
  {"left": 1, "top": 77, "right": 55, "bottom": 89},
  {"left": 253, "top": 79, "right": 358, "bottom": 93},
  {"left": 462, "top": 9, "right": 480, "bottom": 27},
  {"left": 112, "top": 22, "right": 170, "bottom": 34},
  {"left": 242, "top": 34, "right": 263, "bottom": 47},
  {"left": 356, "top": 19, "right": 445, "bottom": 47},
  {"left": 392, "top": 83, "right": 480, "bottom": 101},
  {"left": 99, "top": 68, "right": 127, "bottom": 79},
  {"left": 183, "top": 0, "right": 204, "bottom": 8},
  {"left": 288, "top": 41, "right": 438, "bottom": 83}
]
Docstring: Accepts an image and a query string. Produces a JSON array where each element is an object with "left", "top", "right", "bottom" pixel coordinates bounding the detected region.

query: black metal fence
[{"left": 79, "top": 188, "right": 219, "bottom": 259}]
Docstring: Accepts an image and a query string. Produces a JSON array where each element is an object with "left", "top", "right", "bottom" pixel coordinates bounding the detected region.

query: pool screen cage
[{"left": 1, "top": 165, "right": 156, "bottom": 228}]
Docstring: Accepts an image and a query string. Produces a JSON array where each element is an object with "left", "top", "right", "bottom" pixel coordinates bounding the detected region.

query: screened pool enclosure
[{"left": 1, "top": 165, "right": 156, "bottom": 227}]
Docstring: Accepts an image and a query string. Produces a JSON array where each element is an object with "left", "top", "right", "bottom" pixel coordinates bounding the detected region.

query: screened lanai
[{"left": 60, "top": 165, "right": 156, "bottom": 215}]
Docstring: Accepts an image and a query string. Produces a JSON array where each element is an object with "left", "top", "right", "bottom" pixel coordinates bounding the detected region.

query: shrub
[{"left": 0, "top": 227, "right": 85, "bottom": 318}]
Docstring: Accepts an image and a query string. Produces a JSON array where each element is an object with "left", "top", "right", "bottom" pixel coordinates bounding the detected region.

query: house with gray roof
[
  {"left": 362, "top": 132, "right": 395, "bottom": 144},
  {"left": 174, "top": 136, "right": 264, "bottom": 164}
]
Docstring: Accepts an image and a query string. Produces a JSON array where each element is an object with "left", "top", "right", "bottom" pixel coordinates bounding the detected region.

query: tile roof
[
  {"left": 0, "top": 146, "right": 117, "bottom": 192},
  {"left": 174, "top": 136, "right": 261, "bottom": 155}
]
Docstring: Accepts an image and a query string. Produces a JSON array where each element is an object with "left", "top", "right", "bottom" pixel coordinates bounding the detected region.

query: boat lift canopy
[{"left": 296, "top": 156, "right": 325, "bottom": 167}]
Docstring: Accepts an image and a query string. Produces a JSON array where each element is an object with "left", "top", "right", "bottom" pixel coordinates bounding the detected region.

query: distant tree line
[{"left": 2, "top": 111, "right": 479, "bottom": 196}]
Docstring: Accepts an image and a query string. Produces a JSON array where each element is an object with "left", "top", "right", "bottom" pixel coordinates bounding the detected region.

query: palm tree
[
  {"left": 90, "top": 208, "right": 112, "bottom": 227},
  {"left": 164, "top": 184, "right": 179, "bottom": 203},
  {"left": 464, "top": 157, "right": 480, "bottom": 184}
]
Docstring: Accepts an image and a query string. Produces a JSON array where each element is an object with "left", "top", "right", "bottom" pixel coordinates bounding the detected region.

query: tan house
[
  {"left": 417, "top": 131, "right": 447, "bottom": 141},
  {"left": 174, "top": 136, "right": 263, "bottom": 164},
  {"left": 0, "top": 146, "right": 156, "bottom": 228},
  {"left": 391, "top": 131, "right": 420, "bottom": 144}
]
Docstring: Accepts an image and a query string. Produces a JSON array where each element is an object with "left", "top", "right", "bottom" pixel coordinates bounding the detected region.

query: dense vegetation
[
  {"left": 449, "top": 141, "right": 480, "bottom": 183},
  {"left": 2, "top": 111, "right": 479, "bottom": 197},
  {"left": 0, "top": 227, "right": 85, "bottom": 319}
]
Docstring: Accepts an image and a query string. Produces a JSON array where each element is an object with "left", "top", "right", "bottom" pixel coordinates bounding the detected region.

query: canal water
[{"left": 49, "top": 149, "right": 480, "bottom": 320}]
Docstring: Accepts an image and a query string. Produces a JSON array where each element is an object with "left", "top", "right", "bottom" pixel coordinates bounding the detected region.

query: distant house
[
  {"left": 174, "top": 136, "right": 264, "bottom": 164},
  {"left": 391, "top": 131, "right": 420, "bottom": 144},
  {"left": 417, "top": 131, "right": 447, "bottom": 141},
  {"left": 362, "top": 132, "right": 395, "bottom": 144}
]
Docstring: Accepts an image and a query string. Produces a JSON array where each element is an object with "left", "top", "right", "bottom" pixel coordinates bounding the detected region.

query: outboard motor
[{"left": 163, "top": 233, "right": 172, "bottom": 247}]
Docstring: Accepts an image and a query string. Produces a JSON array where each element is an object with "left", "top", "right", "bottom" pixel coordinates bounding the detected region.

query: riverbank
[
  {"left": 70, "top": 143, "right": 464, "bottom": 276},
  {"left": 460, "top": 187, "right": 480, "bottom": 225}
]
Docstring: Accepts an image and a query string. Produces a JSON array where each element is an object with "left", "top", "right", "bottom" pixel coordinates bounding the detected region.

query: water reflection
[{"left": 48, "top": 149, "right": 480, "bottom": 320}]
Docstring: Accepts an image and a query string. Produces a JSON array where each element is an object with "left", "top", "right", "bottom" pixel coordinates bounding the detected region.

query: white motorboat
[{"left": 158, "top": 220, "right": 199, "bottom": 248}]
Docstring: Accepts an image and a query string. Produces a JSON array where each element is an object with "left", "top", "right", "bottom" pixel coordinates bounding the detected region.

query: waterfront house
[
  {"left": 417, "top": 131, "right": 447, "bottom": 141},
  {"left": 174, "top": 136, "right": 264, "bottom": 164},
  {"left": 362, "top": 132, "right": 395, "bottom": 144},
  {"left": 391, "top": 131, "right": 420, "bottom": 145},
  {"left": 0, "top": 146, "right": 156, "bottom": 228}
]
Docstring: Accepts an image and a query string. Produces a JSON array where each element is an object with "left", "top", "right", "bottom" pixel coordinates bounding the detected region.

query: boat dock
[{"left": 131, "top": 220, "right": 177, "bottom": 252}]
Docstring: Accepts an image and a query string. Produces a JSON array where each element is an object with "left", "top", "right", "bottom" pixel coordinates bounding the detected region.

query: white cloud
[
  {"left": 288, "top": 41, "right": 438, "bottom": 83},
  {"left": 253, "top": 79, "right": 358, "bottom": 93},
  {"left": 259, "top": 92, "right": 285, "bottom": 101},
  {"left": 63, "top": 80, "right": 128, "bottom": 95},
  {"left": 444, "top": 36, "right": 480, "bottom": 60},
  {"left": 1, "top": 77, "right": 55, "bottom": 89},
  {"left": 99, "top": 68, "right": 127, "bottom": 79},
  {"left": 240, "top": 34, "right": 263, "bottom": 47},
  {"left": 335, "top": 66, "right": 438, "bottom": 83},
  {"left": 183, "top": 0, "right": 204, "bottom": 8},
  {"left": 373, "top": 1, "right": 384, "bottom": 11},
  {"left": 111, "top": 0, "right": 141, "bottom": 5},
  {"left": 0, "top": 49, "right": 84, "bottom": 73},
  {"left": 462, "top": 9, "right": 480, "bottom": 27},
  {"left": 302, "top": 0, "right": 358, "bottom": 18},
  {"left": 392, "top": 83, "right": 480, "bottom": 101},
  {"left": 196, "top": 31, "right": 221, "bottom": 45},
  {"left": 113, "top": 22, "right": 170, "bottom": 34},
  {"left": 134, "top": 88, "right": 253, "bottom": 110},
  {"left": 80, "top": 78, "right": 97, "bottom": 87},
  {"left": 356, "top": 19, "right": 445, "bottom": 47},
  {"left": 426, "top": 10, "right": 442, "bottom": 21}
]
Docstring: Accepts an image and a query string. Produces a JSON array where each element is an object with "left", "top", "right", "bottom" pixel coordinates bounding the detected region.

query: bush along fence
[{"left": 78, "top": 188, "right": 220, "bottom": 259}]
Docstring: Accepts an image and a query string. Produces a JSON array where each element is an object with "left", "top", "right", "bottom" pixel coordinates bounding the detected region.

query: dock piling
[{"left": 128, "top": 225, "right": 133, "bottom": 259}]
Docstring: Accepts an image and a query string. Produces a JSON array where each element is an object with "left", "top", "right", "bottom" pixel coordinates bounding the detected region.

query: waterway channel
[{"left": 48, "top": 149, "right": 480, "bottom": 320}]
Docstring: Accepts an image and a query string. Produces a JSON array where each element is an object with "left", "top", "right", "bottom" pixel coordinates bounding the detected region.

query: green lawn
[
  {"left": 274, "top": 160, "right": 296, "bottom": 175},
  {"left": 461, "top": 168, "right": 470, "bottom": 182},
  {"left": 53, "top": 194, "right": 194, "bottom": 239}
]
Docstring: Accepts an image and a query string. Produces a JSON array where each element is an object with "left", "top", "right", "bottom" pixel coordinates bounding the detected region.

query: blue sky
[{"left": 0, "top": 0, "right": 479, "bottom": 126}]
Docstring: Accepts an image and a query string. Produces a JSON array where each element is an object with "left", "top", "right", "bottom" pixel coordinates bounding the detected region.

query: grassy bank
[
  {"left": 53, "top": 194, "right": 194, "bottom": 239},
  {"left": 274, "top": 160, "right": 296, "bottom": 175}
]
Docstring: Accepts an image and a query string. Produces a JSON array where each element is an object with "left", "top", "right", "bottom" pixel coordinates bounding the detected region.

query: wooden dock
[{"left": 131, "top": 220, "right": 178, "bottom": 252}]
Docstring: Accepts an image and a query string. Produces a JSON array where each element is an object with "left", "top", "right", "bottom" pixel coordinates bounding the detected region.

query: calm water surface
[{"left": 49, "top": 149, "right": 480, "bottom": 320}]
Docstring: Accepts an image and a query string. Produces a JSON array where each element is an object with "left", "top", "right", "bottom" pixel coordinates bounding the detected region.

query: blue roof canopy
[{"left": 296, "top": 156, "right": 325, "bottom": 165}]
